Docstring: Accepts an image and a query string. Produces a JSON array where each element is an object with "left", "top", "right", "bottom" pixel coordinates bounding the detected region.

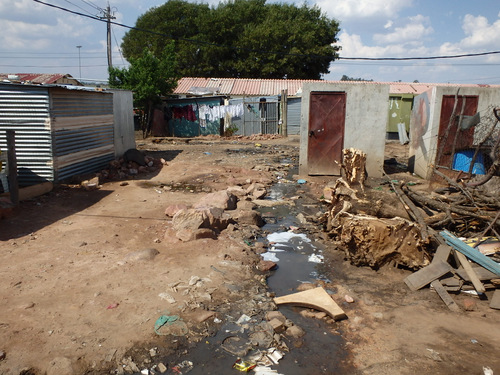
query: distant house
[{"left": 0, "top": 73, "right": 82, "bottom": 86}]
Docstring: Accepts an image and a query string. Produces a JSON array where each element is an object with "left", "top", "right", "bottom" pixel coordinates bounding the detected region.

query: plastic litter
[
  {"left": 154, "top": 314, "right": 188, "bottom": 336},
  {"left": 236, "top": 314, "right": 251, "bottom": 325},
  {"left": 253, "top": 366, "right": 284, "bottom": 375},
  {"left": 232, "top": 359, "right": 256, "bottom": 372},
  {"left": 261, "top": 252, "right": 280, "bottom": 262},
  {"left": 308, "top": 253, "right": 324, "bottom": 263},
  {"left": 297, "top": 179, "right": 306, "bottom": 184},
  {"left": 170, "top": 360, "right": 193, "bottom": 374}
]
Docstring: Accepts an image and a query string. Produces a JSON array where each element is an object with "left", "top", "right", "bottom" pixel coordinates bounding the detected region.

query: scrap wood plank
[
  {"left": 490, "top": 290, "right": 500, "bottom": 310},
  {"left": 432, "top": 244, "right": 452, "bottom": 264},
  {"left": 454, "top": 250, "right": 486, "bottom": 294},
  {"left": 430, "top": 280, "right": 461, "bottom": 312},
  {"left": 440, "top": 230, "right": 500, "bottom": 276},
  {"left": 404, "top": 260, "right": 452, "bottom": 291},
  {"left": 456, "top": 267, "right": 498, "bottom": 281},
  {"left": 273, "top": 287, "right": 346, "bottom": 321}
]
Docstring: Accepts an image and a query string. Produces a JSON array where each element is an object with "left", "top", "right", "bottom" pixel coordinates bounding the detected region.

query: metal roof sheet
[{"left": 174, "top": 77, "right": 500, "bottom": 97}]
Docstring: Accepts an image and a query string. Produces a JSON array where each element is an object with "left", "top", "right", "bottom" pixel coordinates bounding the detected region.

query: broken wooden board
[
  {"left": 430, "top": 280, "right": 461, "bottom": 313},
  {"left": 273, "top": 287, "right": 347, "bottom": 321},
  {"left": 455, "top": 250, "right": 486, "bottom": 294},
  {"left": 440, "top": 230, "right": 500, "bottom": 276},
  {"left": 432, "top": 244, "right": 452, "bottom": 264},
  {"left": 490, "top": 290, "right": 500, "bottom": 310},
  {"left": 456, "top": 267, "right": 498, "bottom": 281},
  {"left": 404, "top": 260, "right": 452, "bottom": 291}
]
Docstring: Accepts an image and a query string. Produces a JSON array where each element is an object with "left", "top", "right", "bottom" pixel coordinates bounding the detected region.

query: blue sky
[{"left": 1, "top": 0, "right": 499, "bottom": 84}]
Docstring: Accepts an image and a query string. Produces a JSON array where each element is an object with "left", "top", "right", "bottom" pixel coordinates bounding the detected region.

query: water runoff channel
[{"left": 139, "top": 160, "right": 352, "bottom": 375}]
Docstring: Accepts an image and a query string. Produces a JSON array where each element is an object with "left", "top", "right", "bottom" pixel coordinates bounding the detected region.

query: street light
[{"left": 76, "top": 45, "right": 82, "bottom": 80}]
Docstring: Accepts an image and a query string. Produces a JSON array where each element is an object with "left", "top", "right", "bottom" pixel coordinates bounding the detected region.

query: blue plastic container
[{"left": 452, "top": 150, "right": 485, "bottom": 175}]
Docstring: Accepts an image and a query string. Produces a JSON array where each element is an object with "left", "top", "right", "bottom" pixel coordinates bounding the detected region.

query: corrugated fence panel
[
  {"left": 287, "top": 97, "right": 302, "bottom": 135},
  {"left": 51, "top": 88, "right": 115, "bottom": 181},
  {"left": 51, "top": 89, "right": 114, "bottom": 117},
  {"left": 0, "top": 84, "right": 54, "bottom": 186}
]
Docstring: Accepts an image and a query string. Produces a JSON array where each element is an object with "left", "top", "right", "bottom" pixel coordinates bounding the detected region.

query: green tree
[
  {"left": 109, "top": 44, "right": 179, "bottom": 137},
  {"left": 121, "top": 0, "right": 340, "bottom": 79},
  {"left": 340, "top": 74, "right": 373, "bottom": 82}
]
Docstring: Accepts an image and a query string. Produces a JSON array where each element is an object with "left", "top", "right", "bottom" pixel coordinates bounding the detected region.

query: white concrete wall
[
  {"left": 410, "top": 86, "right": 500, "bottom": 179},
  {"left": 299, "top": 82, "right": 389, "bottom": 178},
  {"left": 110, "top": 89, "right": 135, "bottom": 157}
]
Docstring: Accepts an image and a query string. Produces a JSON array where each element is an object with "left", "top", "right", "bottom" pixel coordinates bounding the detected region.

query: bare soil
[{"left": 0, "top": 136, "right": 499, "bottom": 375}]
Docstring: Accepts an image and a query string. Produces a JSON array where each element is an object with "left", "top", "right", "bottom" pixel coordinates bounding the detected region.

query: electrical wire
[{"left": 32, "top": 0, "right": 500, "bottom": 62}]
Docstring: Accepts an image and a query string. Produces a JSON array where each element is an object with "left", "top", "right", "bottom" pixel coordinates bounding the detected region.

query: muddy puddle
[{"left": 136, "top": 161, "right": 353, "bottom": 375}]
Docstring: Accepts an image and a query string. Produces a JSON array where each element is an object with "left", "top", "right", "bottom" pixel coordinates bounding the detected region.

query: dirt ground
[{"left": 1, "top": 136, "right": 499, "bottom": 375}]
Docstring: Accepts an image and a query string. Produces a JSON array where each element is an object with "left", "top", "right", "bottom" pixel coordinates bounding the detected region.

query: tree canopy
[
  {"left": 121, "top": 0, "right": 341, "bottom": 79},
  {"left": 340, "top": 75, "right": 373, "bottom": 82},
  {"left": 109, "top": 43, "right": 179, "bottom": 135}
]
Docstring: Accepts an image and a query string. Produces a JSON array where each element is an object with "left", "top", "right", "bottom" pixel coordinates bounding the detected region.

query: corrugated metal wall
[
  {"left": 0, "top": 84, "right": 116, "bottom": 187},
  {"left": 50, "top": 88, "right": 115, "bottom": 181},
  {"left": 0, "top": 85, "right": 54, "bottom": 186},
  {"left": 287, "top": 97, "right": 302, "bottom": 135}
]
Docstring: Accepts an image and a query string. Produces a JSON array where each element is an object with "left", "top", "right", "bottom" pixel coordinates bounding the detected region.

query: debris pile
[
  {"left": 405, "top": 231, "right": 500, "bottom": 312},
  {"left": 99, "top": 148, "right": 166, "bottom": 181}
]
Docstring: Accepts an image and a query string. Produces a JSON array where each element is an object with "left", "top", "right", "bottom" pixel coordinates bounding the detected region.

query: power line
[{"left": 31, "top": 0, "right": 500, "bottom": 62}]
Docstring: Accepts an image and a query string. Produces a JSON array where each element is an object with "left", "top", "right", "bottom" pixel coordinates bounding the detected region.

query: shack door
[
  {"left": 435, "top": 95, "right": 478, "bottom": 168},
  {"left": 308, "top": 92, "right": 346, "bottom": 175}
]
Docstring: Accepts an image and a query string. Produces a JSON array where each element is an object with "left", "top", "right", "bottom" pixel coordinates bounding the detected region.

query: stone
[
  {"left": 345, "top": 295, "right": 355, "bottom": 303},
  {"left": 266, "top": 311, "right": 287, "bottom": 324},
  {"left": 46, "top": 357, "right": 74, "bottom": 375},
  {"left": 257, "top": 260, "right": 277, "bottom": 272},
  {"left": 314, "top": 312, "right": 327, "bottom": 319},
  {"left": 194, "top": 190, "right": 237, "bottom": 210},
  {"left": 164, "top": 204, "right": 188, "bottom": 217},
  {"left": 193, "top": 310, "right": 216, "bottom": 323},
  {"left": 463, "top": 298, "right": 477, "bottom": 311},
  {"left": 236, "top": 210, "right": 265, "bottom": 227},
  {"left": 269, "top": 318, "right": 286, "bottom": 333},
  {"left": 172, "top": 209, "right": 207, "bottom": 231},
  {"left": 0, "top": 351, "right": 5, "bottom": 361},
  {"left": 158, "top": 363, "right": 167, "bottom": 373},
  {"left": 237, "top": 199, "right": 255, "bottom": 211},
  {"left": 226, "top": 186, "right": 247, "bottom": 198},
  {"left": 285, "top": 325, "right": 305, "bottom": 338}
]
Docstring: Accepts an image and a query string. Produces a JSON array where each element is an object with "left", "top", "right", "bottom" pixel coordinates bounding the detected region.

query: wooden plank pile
[{"left": 404, "top": 230, "right": 500, "bottom": 311}]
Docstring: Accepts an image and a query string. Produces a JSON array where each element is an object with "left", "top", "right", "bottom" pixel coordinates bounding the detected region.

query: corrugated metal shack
[{"left": 0, "top": 82, "right": 117, "bottom": 187}]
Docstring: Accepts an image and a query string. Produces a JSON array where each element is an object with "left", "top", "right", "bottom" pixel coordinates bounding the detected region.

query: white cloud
[
  {"left": 373, "top": 15, "right": 433, "bottom": 45},
  {"left": 460, "top": 14, "right": 500, "bottom": 49},
  {"left": 384, "top": 20, "right": 393, "bottom": 29},
  {"left": 315, "top": 0, "right": 413, "bottom": 20}
]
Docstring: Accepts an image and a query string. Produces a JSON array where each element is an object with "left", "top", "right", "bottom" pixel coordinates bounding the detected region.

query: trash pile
[{"left": 99, "top": 148, "right": 166, "bottom": 182}]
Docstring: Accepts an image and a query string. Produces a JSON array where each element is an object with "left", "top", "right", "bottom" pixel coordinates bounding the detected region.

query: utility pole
[
  {"left": 99, "top": 3, "right": 116, "bottom": 70},
  {"left": 76, "top": 45, "right": 82, "bottom": 79}
]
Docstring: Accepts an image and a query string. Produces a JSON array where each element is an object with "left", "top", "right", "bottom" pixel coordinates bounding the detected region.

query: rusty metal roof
[
  {"left": 0, "top": 73, "right": 77, "bottom": 85},
  {"left": 174, "top": 77, "right": 500, "bottom": 97}
]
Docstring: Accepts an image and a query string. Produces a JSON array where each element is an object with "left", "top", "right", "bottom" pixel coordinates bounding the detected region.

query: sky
[{"left": 1, "top": 0, "right": 500, "bottom": 84}]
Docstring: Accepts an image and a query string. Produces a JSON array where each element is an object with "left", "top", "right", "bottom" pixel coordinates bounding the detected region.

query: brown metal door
[
  {"left": 435, "top": 95, "right": 478, "bottom": 168},
  {"left": 308, "top": 91, "right": 346, "bottom": 175}
]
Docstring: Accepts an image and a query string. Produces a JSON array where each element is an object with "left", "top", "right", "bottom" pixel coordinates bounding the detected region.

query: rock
[
  {"left": 314, "top": 312, "right": 327, "bottom": 319},
  {"left": 46, "top": 357, "right": 74, "bottom": 375},
  {"left": 265, "top": 311, "right": 287, "bottom": 324},
  {"left": 236, "top": 210, "right": 265, "bottom": 227},
  {"left": 463, "top": 298, "right": 477, "bottom": 311},
  {"left": 124, "top": 148, "right": 146, "bottom": 166},
  {"left": 0, "top": 350, "right": 5, "bottom": 361},
  {"left": 226, "top": 186, "right": 247, "bottom": 198},
  {"left": 19, "top": 302, "right": 35, "bottom": 309},
  {"left": 81, "top": 176, "right": 100, "bottom": 191},
  {"left": 158, "top": 363, "right": 167, "bottom": 373},
  {"left": 285, "top": 325, "right": 305, "bottom": 338},
  {"left": 194, "top": 191, "right": 237, "bottom": 210},
  {"left": 164, "top": 204, "right": 188, "bottom": 217},
  {"left": 269, "top": 318, "right": 286, "bottom": 333},
  {"left": 257, "top": 260, "right": 277, "bottom": 272},
  {"left": 158, "top": 293, "right": 176, "bottom": 304},
  {"left": 172, "top": 209, "right": 208, "bottom": 231},
  {"left": 296, "top": 213, "right": 307, "bottom": 224},
  {"left": 345, "top": 295, "right": 355, "bottom": 303},
  {"left": 236, "top": 199, "right": 255, "bottom": 211}
]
